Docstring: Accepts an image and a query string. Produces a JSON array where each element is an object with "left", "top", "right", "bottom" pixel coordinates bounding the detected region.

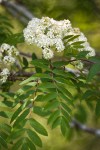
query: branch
[
  {"left": 20, "top": 51, "right": 32, "bottom": 58},
  {"left": 8, "top": 71, "right": 35, "bottom": 81},
  {"left": 19, "top": 51, "right": 96, "bottom": 64},
  {"left": 67, "top": 58, "right": 95, "bottom": 64},
  {"left": 1, "top": 1, "right": 34, "bottom": 24},
  {"left": 71, "top": 119, "right": 100, "bottom": 136}
]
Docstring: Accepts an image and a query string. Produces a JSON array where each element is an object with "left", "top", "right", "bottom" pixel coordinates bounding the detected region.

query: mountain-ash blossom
[
  {"left": 42, "top": 48, "right": 54, "bottom": 59},
  {"left": 23, "top": 17, "right": 95, "bottom": 60},
  {"left": 3, "top": 56, "right": 15, "bottom": 64},
  {"left": 0, "top": 68, "right": 10, "bottom": 83},
  {"left": 0, "top": 43, "right": 19, "bottom": 65},
  {"left": 0, "top": 43, "right": 19, "bottom": 83},
  {"left": 23, "top": 17, "right": 72, "bottom": 59}
]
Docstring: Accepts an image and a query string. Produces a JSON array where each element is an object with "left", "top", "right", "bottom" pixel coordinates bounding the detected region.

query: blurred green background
[{"left": 0, "top": 0, "right": 100, "bottom": 150}]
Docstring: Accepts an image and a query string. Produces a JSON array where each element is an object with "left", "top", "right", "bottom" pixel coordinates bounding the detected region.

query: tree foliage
[{"left": 0, "top": 2, "right": 100, "bottom": 150}]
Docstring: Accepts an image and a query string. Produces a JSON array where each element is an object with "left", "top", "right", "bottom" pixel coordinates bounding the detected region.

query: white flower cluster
[
  {"left": 0, "top": 43, "right": 19, "bottom": 84},
  {"left": 23, "top": 17, "right": 72, "bottom": 59},
  {"left": 0, "top": 43, "right": 19, "bottom": 64},
  {"left": 0, "top": 68, "right": 10, "bottom": 83},
  {"left": 23, "top": 17, "right": 95, "bottom": 59}
]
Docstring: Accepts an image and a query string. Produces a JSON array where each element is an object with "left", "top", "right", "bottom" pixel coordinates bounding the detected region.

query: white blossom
[
  {"left": 3, "top": 56, "right": 15, "bottom": 64},
  {"left": 0, "top": 68, "right": 10, "bottom": 83},
  {"left": 54, "top": 38, "right": 65, "bottom": 52},
  {"left": 23, "top": 17, "right": 72, "bottom": 59},
  {"left": 0, "top": 43, "right": 11, "bottom": 52},
  {"left": 42, "top": 48, "right": 54, "bottom": 59},
  {"left": 23, "top": 17, "right": 95, "bottom": 60},
  {"left": 0, "top": 43, "right": 19, "bottom": 84},
  {"left": 0, "top": 43, "right": 19, "bottom": 65},
  {"left": 82, "top": 42, "right": 95, "bottom": 58}
]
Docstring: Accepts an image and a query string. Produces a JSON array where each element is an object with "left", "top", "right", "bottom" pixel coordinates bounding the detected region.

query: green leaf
[
  {"left": 60, "top": 117, "right": 69, "bottom": 136},
  {"left": 0, "top": 92, "right": 13, "bottom": 99},
  {"left": 23, "top": 57, "right": 28, "bottom": 67},
  {"left": 13, "top": 109, "right": 29, "bottom": 127},
  {"left": 61, "top": 102, "right": 72, "bottom": 114},
  {"left": 26, "top": 137, "right": 36, "bottom": 150},
  {"left": 61, "top": 108, "right": 71, "bottom": 122},
  {"left": 32, "top": 53, "right": 37, "bottom": 60},
  {"left": 57, "top": 84, "right": 73, "bottom": 99},
  {"left": 66, "top": 35, "right": 80, "bottom": 43},
  {"left": 95, "top": 101, "right": 100, "bottom": 117},
  {"left": 10, "top": 106, "right": 22, "bottom": 123},
  {"left": 18, "top": 82, "right": 37, "bottom": 94},
  {"left": 0, "top": 136, "right": 8, "bottom": 149},
  {"left": 55, "top": 77, "right": 74, "bottom": 87},
  {"left": 36, "top": 92, "right": 57, "bottom": 102},
  {"left": 87, "top": 63, "right": 100, "bottom": 81},
  {"left": 89, "top": 56, "right": 100, "bottom": 63},
  {"left": 1, "top": 100, "right": 13, "bottom": 108},
  {"left": 74, "top": 105, "right": 87, "bottom": 123},
  {"left": 10, "top": 129, "right": 25, "bottom": 139},
  {"left": 12, "top": 138, "right": 23, "bottom": 150},
  {"left": 21, "top": 143, "right": 28, "bottom": 150},
  {"left": 71, "top": 41, "right": 84, "bottom": 45},
  {"left": 31, "top": 59, "right": 49, "bottom": 70},
  {"left": 15, "top": 90, "right": 35, "bottom": 103},
  {"left": 52, "top": 69, "right": 69, "bottom": 78},
  {"left": 59, "top": 93, "right": 74, "bottom": 106},
  {"left": 44, "top": 100, "right": 60, "bottom": 111},
  {"left": 29, "top": 118, "right": 48, "bottom": 136},
  {"left": 20, "top": 76, "right": 38, "bottom": 85},
  {"left": 35, "top": 67, "right": 42, "bottom": 74},
  {"left": 63, "top": 35, "right": 73, "bottom": 40},
  {"left": 31, "top": 54, "right": 42, "bottom": 73},
  {"left": 0, "top": 131, "right": 8, "bottom": 140},
  {"left": 77, "top": 51, "right": 89, "bottom": 59},
  {"left": 48, "top": 110, "right": 60, "bottom": 125},
  {"left": 0, "top": 123, "right": 11, "bottom": 134},
  {"left": 1, "top": 20, "right": 13, "bottom": 28},
  {"left": 53, "top": 61, "right": 67, "bottom": 67},
  {"left": 0, "top": 111, "right": 8, "bottom": 118},
  {"left": 52, "top": 117, "right": 61, "bottom": 129},
  {"left": 27, "top": 129, "right": 42, "bottom": 147},
  {"left": 38, "top": 83, "right": 54, "bottom": 89},
  {"left": 34, "top": 73, "right": 51, "bottom": 79},
  {"left": 5, "top": 32, "right": 24, "bottom": 45},
  {"left": 82, "top": 90, "right": 94, "bottom": 100},
  {"left": 33, "top": 106, "right": 50, "bottom": 117}
]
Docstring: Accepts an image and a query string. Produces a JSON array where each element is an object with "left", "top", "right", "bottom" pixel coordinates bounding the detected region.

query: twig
[
  {"left": 20, "top": 51, "right": 32, "bottom": 58},
  {"left": 8, "top": 71, "right": 35, "bottom": 81}
]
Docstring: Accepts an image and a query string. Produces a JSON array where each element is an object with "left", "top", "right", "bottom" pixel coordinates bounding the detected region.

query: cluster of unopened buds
[
  {"left": 0, "top": 43, "right": 19, "bottom": 83},
  {"left": 23, "top": 17, "right": 95, "bottom": 60}
]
